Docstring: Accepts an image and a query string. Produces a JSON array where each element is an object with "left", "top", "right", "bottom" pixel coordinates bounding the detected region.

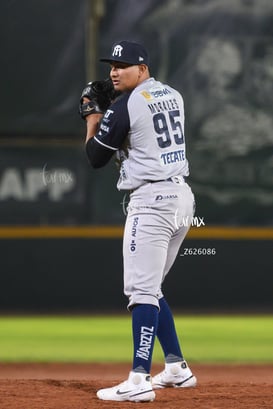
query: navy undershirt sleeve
[
  {"left": 85, "top": 93, "right": 130, "bottom": 168},
  {"left": 85, "top": 138, "right": 114, "bottom": 168}
]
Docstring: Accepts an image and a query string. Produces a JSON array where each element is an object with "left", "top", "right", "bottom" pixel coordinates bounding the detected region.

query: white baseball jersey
[{"left": 86, "top": 77, "right": 189, "bottom": 191}]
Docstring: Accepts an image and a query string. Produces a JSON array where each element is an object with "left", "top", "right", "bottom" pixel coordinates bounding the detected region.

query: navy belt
[
  {"left": 130, "top": 177, "right": 184, "bottom": 194},
  {"left": 147, "top": 176, "right": 184, "bottom": 183},
  {"left": 146, "top": 178, "right": 172, "bottom": 183}
]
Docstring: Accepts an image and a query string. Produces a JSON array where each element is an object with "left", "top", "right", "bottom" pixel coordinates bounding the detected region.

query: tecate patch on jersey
[{"left": 160, "top": 149, "right": 185, "bottom": 165}]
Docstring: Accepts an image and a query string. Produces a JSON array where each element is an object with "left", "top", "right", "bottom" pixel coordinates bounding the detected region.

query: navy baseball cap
[{"left": 100, "top": 40, "right": 149, "bottom": 66}]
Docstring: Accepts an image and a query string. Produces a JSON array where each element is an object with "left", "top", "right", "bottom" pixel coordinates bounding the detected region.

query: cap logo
[
  {"left": 112, "top": 45, "right": 123, "bottom": 57},
  {"left": 139, "top": 56, "right": 144, "bottom": 61}
]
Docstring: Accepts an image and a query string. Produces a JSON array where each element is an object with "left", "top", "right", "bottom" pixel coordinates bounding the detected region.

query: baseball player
[{"left": 79, "top": 40, "right": 197, "bottom": 402}]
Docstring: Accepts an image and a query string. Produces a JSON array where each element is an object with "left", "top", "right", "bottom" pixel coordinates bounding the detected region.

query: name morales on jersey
[
  {"left": 161, "top": 149, "right": 185, "bottom": 165},
  {"left": 148, "top": 98, "right": 179, "bottom": 114}
]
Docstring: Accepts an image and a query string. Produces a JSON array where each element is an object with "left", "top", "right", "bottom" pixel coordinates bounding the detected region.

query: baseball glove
[{"left": 79, "top": 78, "right": 116, "bottom": 119}]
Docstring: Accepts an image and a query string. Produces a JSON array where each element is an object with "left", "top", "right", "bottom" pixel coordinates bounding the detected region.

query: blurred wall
[
  {"left": 0, "top": 0, "right": 272, "bottom": 312},
  {"left": 1, "top": 0, "right": 273, "bottom": 225},
  {"left": 1, "top": 0, "right": 86, "bottom": 137},
  {"left": 0, "top": 237, "right": 272, "bottom": 312}
]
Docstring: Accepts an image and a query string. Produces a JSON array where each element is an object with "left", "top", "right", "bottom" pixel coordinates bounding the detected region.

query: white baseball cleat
[
  {"left": 96, "top": 371, "right": 155, "bottom": 402},
  {"left": 152, "top": 361, "right": 197, "bottom": 389}
]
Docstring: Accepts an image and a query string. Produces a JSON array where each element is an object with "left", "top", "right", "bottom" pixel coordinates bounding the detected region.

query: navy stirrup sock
[
  {"left": 132, "top": 304, "right": 159, "bottom": 373},
  {"left": 157, "top": 297, "right": 183, "bottom": 362}
]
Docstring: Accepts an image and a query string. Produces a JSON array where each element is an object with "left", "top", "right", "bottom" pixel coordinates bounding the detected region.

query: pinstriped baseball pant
[{"left": 123, "top": 179, "right": 195, "bottom": 310}]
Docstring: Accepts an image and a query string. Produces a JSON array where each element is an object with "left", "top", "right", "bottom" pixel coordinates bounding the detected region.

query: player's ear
[{"left": 138, "top": 64, "right": 148, "bottom": 76}]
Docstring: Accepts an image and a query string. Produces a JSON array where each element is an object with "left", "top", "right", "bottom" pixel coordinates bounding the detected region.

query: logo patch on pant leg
[
  {"left": 155, "top": 194, "right": 178, "bottom": 200},
  {"left": 130, "top": 217, "right": 139, "bottom": 253}
]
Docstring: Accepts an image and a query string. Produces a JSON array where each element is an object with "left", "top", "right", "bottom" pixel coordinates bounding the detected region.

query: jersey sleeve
[{"left": 85, "top": 93, "right": 130, "bottom": 168}]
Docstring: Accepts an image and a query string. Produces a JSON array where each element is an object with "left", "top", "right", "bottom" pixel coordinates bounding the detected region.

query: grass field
[{"left": 0, "top": 315, "right": 272, "bottom": 363}]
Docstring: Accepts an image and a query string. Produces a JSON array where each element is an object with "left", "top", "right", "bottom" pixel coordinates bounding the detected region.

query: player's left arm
[
  {"left": 85, "top": 94, "right": 130, "bottom": 168},
  {"left": 85, "top": 113, "right": 116, "bottom": 168}
]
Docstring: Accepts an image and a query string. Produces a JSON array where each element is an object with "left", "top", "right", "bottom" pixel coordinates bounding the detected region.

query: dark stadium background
[{"left": 0, "top": 0, "right": 272, "bottom": 312}]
